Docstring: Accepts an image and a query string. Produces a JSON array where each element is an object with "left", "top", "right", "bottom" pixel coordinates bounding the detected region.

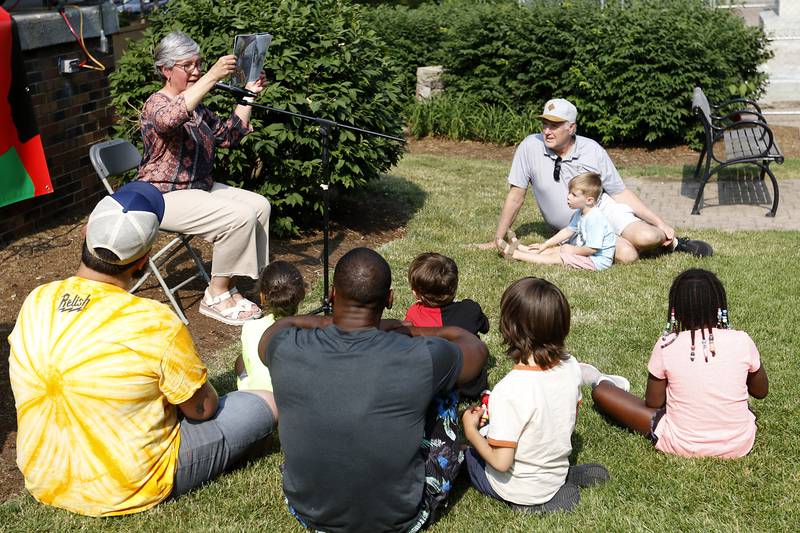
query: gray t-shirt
[
  {"left": 267, "top": 325, "right": 462, "bottom": 533},
  {"left": 508, "top": 134, "right": 626, "bottom": 229}
]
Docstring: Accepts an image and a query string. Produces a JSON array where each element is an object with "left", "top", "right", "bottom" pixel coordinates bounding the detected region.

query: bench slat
[{"left": 723, "top": 127, "right": 781, "bottom": 161}]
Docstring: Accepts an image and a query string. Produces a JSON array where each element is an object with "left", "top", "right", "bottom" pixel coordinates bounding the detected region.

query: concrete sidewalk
[{"left": 625, "top": 176, "right": 800, "bottom": 232}]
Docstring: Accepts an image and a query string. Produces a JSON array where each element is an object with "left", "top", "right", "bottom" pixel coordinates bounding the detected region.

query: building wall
[{"left": 0, "top": 3, "right": 120, "bottom": 244}]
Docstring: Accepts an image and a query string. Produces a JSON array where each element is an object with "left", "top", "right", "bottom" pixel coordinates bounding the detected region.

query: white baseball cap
[
  {"left": 539, "top": 98, "right": 578, "bottom": 123},
  {"left": 86, "top": 181, "right": 164, "bottom": 265}
]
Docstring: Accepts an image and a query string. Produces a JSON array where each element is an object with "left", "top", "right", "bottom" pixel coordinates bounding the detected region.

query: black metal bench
[{"left": 691, "top": 86, "right": 782, "bottom": 217}]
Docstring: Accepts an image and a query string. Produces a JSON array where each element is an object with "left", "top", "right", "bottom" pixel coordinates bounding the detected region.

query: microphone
[{"left": 213, "top": 82, "right": 256, "bottom": 100}]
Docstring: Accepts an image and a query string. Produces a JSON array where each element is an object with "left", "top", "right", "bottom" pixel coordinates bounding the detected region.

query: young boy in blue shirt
[{"left": 498, "top": 172, "right": 616, "bottom": 271}]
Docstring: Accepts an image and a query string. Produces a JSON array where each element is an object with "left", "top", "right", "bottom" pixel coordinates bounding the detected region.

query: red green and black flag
[{"left": 0, "top": 7, "right": 52, "bottom": 208}]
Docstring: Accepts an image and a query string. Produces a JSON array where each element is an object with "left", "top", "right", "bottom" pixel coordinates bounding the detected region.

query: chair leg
[
  {"left": 148, "top": 257, "right": 190, "bottom": 325},
  {"left": 180, "top": 235, "right": 210, "bottom": 284},
  {"left": 764, "top": 165, "right": 779, "bottom": 217}
]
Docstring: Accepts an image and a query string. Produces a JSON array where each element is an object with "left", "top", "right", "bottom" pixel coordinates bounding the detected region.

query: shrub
[
  {"left": 406, "top": 93, "right": 541, "bottom": 146},
  {"left": 110, "top": 0, "right": 406, "bottom": 235},
  {"left": 369, "top": 0, "right": 771, "bottom": 145}
]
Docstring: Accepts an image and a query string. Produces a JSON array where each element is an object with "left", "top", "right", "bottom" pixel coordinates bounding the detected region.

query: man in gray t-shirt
[
  {"left": 490, "top": 98, "right": 712, "bottom": 262},
  {"left": 260, "top": 248, "right": 488, "bottom": 533}
]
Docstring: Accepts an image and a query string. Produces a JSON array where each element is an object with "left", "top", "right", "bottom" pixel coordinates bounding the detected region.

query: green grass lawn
[
  {"left": 619, "top": 157, "right": 800, "bottom": 181},
  {"left": 2, "top": 154, "right": 798, "bottom": 531}
]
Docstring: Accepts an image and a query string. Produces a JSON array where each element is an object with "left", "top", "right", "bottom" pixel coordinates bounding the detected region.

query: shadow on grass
[
  {"left": 515, "top": 221, "right": 555, "bottom": 240},
  {"left": 569, "top": 432, "right": 585, "bottom": 465},
  {"left": 332, "top": 173, "right": 427, "bottom": 234}
]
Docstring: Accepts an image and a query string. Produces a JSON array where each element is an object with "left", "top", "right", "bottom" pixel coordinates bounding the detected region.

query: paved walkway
[{"left": 626, "top": 176, "right": 800, "bottom": 231}]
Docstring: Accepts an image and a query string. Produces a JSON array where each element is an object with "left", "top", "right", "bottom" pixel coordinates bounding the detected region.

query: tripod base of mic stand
[{"left": 311, "top": 298, "right": 332, "bottom": 316}]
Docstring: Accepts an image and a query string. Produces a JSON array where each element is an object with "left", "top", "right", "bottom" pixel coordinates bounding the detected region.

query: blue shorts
[
  {"left": 172, "top": 390, "right": 276, "bottom": 497},
  {"left": 465, "top": 447, "right": 504, "bottom": 500}
]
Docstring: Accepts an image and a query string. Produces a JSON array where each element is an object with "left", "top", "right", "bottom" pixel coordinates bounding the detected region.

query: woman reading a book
[{"left": 137, "top": 30, "right": 269, "bottom": 325}]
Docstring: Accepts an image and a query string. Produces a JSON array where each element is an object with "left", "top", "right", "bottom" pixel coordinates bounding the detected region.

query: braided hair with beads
[{"left": 665, "top": 269, "right": 729, "bottom": 362}]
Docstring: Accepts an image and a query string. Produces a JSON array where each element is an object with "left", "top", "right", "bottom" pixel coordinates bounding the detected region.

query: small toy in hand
[{"left": 479, "top": 390, "right": 491, "bottom": 436}]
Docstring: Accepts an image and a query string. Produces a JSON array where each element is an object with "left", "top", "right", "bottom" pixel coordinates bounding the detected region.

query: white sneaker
[
  {"left": 579, "top": 362, "right": 630, "bottom": 392},
  {"left": 596, "top": 374, "right": 630, "bottom": 392}
]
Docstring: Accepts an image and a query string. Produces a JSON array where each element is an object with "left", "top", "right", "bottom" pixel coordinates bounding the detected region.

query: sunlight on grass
[
  {"left": 2, "top": 153, "right": 797, "bottom": 531},
  {"left": 620, "top": 157, "right": 800, "bottom": 181}
]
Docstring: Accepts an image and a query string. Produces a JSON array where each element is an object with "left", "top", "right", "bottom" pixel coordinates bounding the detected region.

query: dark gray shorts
[
  {"left": 648, "top": 408, "right": 666, "bottom": 445},
  {"left": 172, "top": 390, "right": 275, "bottom": 497}
]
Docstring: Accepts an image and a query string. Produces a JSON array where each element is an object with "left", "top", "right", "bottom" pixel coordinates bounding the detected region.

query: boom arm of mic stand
[
  {"left": 236, "top": 98, "right": 405, "bottom": 315},
  {"left": 243, "top": 100, "right": 405, "bottom": 143}
]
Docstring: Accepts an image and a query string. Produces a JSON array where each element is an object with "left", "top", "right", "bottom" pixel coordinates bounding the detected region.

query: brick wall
[
  {"left": 0, "top": 37, "right": 117, "bottom": 244},
  {"left": 0, "top": 39, "right": 114, "bottom": 242}
]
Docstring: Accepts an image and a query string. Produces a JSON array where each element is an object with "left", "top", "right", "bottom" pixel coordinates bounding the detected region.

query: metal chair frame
[{"left": 89, "top": 138, "right": 210, "bottom": 324}]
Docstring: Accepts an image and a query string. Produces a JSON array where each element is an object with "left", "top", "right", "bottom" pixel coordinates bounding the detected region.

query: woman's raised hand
[
  {"left": 207, "top": 54, "right": 237, "bottom": 82},
  {"left": 244, "top": 71, "right": 267, "bottom": 95}
]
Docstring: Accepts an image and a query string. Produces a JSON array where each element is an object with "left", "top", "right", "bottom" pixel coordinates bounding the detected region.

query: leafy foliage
[
  {"left": 405, "top": 93, "right": 541, "bottom": 145},
  {"left": 110, "top": 0, "right": 406, "bottom": 235},
  {"left": 368, "top": 0, "right": 772, "bottom": 145}
]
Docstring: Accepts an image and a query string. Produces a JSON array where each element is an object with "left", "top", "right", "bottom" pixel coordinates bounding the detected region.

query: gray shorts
[{"left": 172, "top": 390, "right": 276, "bottom": 497}]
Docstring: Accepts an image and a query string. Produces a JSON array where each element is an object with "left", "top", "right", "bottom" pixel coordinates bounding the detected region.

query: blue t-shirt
[{"left": 567, "top": 207, "right": 617, "bottom": 270}]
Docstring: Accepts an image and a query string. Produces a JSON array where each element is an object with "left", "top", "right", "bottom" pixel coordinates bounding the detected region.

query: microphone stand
[{"left": 219, "top": 87, "right": 404, "bottom": 315}]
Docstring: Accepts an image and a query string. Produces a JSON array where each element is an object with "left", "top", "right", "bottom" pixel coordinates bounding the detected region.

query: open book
[{"left": 232, "top": 33, "right": 272, "bottom": 87}]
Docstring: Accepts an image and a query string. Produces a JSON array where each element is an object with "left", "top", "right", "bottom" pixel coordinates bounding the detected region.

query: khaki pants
[{"left": 161, "top": 182, "right": 270, "bottom": 279}]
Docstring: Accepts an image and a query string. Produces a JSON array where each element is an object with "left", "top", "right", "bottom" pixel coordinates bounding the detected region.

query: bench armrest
[
  {"left": 716, "top": 109, "right": 767, "bottom": 126},
  {"left": 712, "top": 97, "right": 762, "bottom": 113}
]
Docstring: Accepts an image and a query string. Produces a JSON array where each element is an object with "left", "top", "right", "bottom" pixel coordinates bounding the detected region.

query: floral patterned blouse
[{"left": 138, "top": 92, "right": 251, "bottom": 192}]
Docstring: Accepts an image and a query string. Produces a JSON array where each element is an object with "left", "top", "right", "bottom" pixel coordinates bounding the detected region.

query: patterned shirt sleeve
[
  {"left": 159, "top": 323, "right": 208, "bottom": 405},
  {"left": 142, "top": 93, "right": 191, "bottom": 134},
  {"left": 201, "top": 107, "right": 252, "bottom": 148}
]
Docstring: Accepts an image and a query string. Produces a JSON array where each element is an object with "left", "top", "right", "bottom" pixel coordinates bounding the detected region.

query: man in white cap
[
  {"left": 8, "top": 182, "right": 277, "bottom": 517},
  {"left": 490, "top": 98, "right": 712, "bottom": 262}
]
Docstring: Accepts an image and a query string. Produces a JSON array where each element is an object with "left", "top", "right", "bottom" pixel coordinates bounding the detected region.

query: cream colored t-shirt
[
  {"left": 9, "top": 276, "right": 207, "bottom": 516},
  {"left": 486, "top": 357, "right": 582, "bottom": 505}
]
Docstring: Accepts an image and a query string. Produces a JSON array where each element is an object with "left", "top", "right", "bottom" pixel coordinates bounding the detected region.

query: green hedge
[
  {"left": 368, "top": 0, "right": 771, "bottom": 145},
  {"left": 110, "top": 0, "right": 405, "bottom": 235}
]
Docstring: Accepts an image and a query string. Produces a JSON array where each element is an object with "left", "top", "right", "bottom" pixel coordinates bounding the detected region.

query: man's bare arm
[
  {"left": 408, "top": 326, "right": 488, "bottom": 384},
  {"left": 494, "top": 186, "right": 527, "bottom": 241},
  {"left": 178, "top": 381, "right": 219, "bottom": 421}
]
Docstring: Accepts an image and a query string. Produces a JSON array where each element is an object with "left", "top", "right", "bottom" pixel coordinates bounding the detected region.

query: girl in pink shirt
[{"left": 591, "top": 269, "right": 769, "bottom": 458}]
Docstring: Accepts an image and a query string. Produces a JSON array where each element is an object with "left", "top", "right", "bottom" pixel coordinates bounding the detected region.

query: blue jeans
[{"left": 172, "top": 390, "right": 276, "bottom": 497}]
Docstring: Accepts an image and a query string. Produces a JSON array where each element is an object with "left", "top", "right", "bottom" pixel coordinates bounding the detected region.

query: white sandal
[
  {"left": 199, "top": 287, "right": 261, "bottom": 326},
  {"left": 495, "top": 237, "right": 519, "bottom": 260}
]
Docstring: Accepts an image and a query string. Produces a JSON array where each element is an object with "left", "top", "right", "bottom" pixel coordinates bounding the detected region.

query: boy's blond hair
[{"left": 569, "top": 172, "right": 602, "bottom": 203}]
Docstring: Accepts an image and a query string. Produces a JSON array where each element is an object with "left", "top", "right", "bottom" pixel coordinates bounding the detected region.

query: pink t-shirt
[{"left": 647, "top": 328, "right": 761, "bottom": 458}]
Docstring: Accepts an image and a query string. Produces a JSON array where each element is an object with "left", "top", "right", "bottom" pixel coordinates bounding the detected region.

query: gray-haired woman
[{"left": 138, "top": 30, "right": 268, "bottom": 325}]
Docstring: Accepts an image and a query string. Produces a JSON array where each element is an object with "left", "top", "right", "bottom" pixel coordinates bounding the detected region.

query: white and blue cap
[
  {"left": 86, "top": 181, "right": 165, "bottom": 265},
  {"left": 539, "top": 98, "right": 578, "bottom": 123}
]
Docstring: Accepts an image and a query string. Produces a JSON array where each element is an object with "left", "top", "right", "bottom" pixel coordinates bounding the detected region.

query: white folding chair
[{"left": 89, "top": 138, "right": 210, "bottom": 324}]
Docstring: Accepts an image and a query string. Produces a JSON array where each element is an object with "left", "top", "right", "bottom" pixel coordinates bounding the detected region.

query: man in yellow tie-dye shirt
[{"left": 9, "top": 182, "right": 278, "bottom": 516}]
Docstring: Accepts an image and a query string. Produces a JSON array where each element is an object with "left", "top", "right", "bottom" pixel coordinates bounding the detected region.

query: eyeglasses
[
  {"left": 174, "top": 60, "right": 204, "bottom": 73},
  {"left": 553, "top": 156, "right": 562, "bottom": 182}
]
